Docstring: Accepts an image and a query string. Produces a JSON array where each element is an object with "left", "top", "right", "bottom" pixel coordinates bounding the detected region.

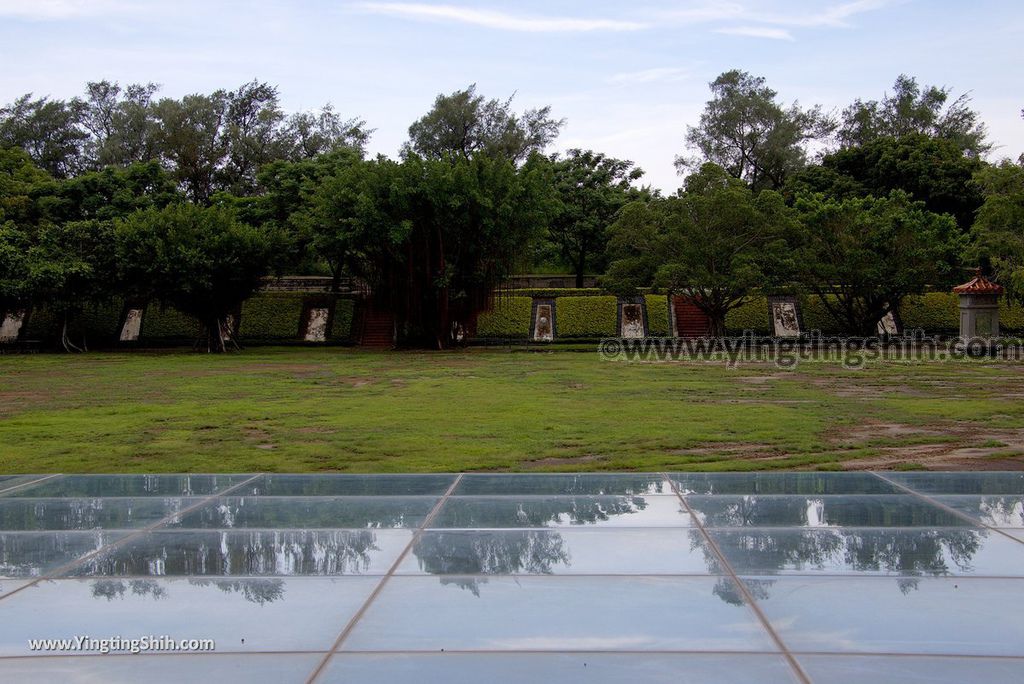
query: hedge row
[
  {"left": 17, "top": 293, "right": 357, "bottom": 346},
  {"left": 644, "top": 294, "right": 671, "bottom": 336},
  {"left": 475, "top": 296, "right": 533, "bottom": 338},
  {"left": 557, "top": 296, "right": 619, "bottom": 337}
]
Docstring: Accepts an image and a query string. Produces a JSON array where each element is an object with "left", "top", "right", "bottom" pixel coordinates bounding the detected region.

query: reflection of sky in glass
[{"left": 1, "top": 472, "right": 1023, "bottom": 680}]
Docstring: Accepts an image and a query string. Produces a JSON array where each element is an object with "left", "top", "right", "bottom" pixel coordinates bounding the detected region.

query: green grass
[{"left": 2, "top": 347, "right": 1024, "bottom": 473}]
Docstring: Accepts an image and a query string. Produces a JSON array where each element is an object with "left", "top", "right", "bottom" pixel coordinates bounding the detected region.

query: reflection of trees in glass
[
  {"left": 693, "top": 495, "right": 965, "bottom": 528},
  {"left": 962, "top": 496, "right": 1024, "bottom": 527},
  {"left": 411, "top": 531, "right": 570, "bottom": 596},
  {"left": 439, "top": 495, "right": 652, "bottom": 528},
  {"left": 186, "top": 497, "right": 429, "bottom": 529},
  {"left": 0, "top": 531, "right": 114, "bottom": 577},
  {"left": 83, "top": 530, "right": 383, "bottom": 576},
  {"left": 459, "top": 475, "right": 668, "bottom": 496},
  {"left": 0, "top": 498, "right": 188, "bottom": 531},
  {"left": 88, "top": 578, "right": 284, "bottom": 604},
  {"left": 91, "top": 579, "right": 168, "bottom": 601}
]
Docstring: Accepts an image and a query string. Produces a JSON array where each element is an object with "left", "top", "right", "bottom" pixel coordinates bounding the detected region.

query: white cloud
[
  {"left": 0, "top": 0, "right": 132, "bottom": 19},
  {"left": 608, "top": 67, "right": 694, "bottom": 85},
  {"left": 353, "top": 3, "right": 647, "bottom": 32},
  {"left": 662, "top": 0, "right": 894, "bottom": 32},
  {"left": 715, "top": 25, "right": 795, "bottom": 40}
]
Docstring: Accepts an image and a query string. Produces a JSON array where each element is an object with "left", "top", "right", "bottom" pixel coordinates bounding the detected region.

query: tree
[
  {"left": 679, "top": 70, "right": 834, "bottom": 192},
  {"left": 605, "top": 163, "right": 791, "bottom": 335},
  {"left": 788, "top": 134, "right": 984, "bottom": 232},
  {"left": 309, "top": 153, "right": 555, "bottom": 347},
  {"left": 81, "top": 80, "right": 162, "bottom": 168},
  {"left": 791, "top": 191, "right": 962, "bottom": 335},
  {"left": 115, "top": 204, "right": 279, "bottom": 351},
  {"left": 282, "top": 105, "right": 370, "bottom": 160},
  {"left": 547, "top": 149, "right": 645, "bottom": 287},
  {"left": 0, "top": 94, "right": 89, "bottom": 178},
  {"left": 0, "top": 148, "right": 55, "bottom": 318},
  {"left": 970, "top": 160, "right": 1024, "bottom": 303},
  {"left": 152, "top": 92, "right": 229, "bottom": 203},
  {"left": 405, "top": 84, "right": 563, "bottom": 164},
  {"left": 26, "top": 219, "right": 116, "bottom": 351},
  {"left": 838, "top": 75, "right": 989, "bottom": 157}
]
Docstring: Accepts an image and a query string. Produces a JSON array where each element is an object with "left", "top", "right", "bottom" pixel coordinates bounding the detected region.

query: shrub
[
  {"left": 557, "top": 296, "right": 617, "bottom": 337},
  {"left": 899, "top": 292, "right": 959, "bottom": 334},
  {"left": 644, "top": 294, "right": 671, "bottom": 336},
  {"left": 476, "top": 296, "right": 532, "bottom": 338},
  {"left": 140, "top": 305, "right": 203, "bottom": 342},
  {"left": 239, "top": 293, "right": 305, "bottom": 341},
  {"left": 508, "top": 288, "right": 605, "bottom": 298},
  {"left": 798, "top": 295, "right": 847, "bottom": 335},
  {"left": 21, "top": 302, "right": 123, "bottom": 345},
  {"left": 725, "top": 296, "right": 771, "bottom": 336},
  {"left": 330, "top": 298, "right": 356, "bottom": 342}
]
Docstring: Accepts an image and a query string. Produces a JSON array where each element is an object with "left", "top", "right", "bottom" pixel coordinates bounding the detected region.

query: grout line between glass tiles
[
  {"left": 663, "top": 473, "right": 813, "bottom": 684},
  {"left": 870, "top": 472, "right": 1024, "bottom": 547},
  {"left": 0, "top": 473, "right": 265, "bottom": 604},
  {"left": 0, "top": 474, "right": 62, "bottom": 496},
  {"left": 304, "top": 473, "right": 464, "bottom": 684}
]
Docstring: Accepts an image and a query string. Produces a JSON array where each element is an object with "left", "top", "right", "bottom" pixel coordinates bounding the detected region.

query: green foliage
[
  {"left": 798, "top": 295, "right": 847, "bottom": 335},
  {"left": 799, "top": 134, "right": 984, "bottom": 232},
  {"left": 140, "top": 304, "right": 203, "bottom": 341},
  {"left": 970, "top": 160, "right": 1024, "bottom": 305},
  {"left": 606, "top": 164, "right": 792, "bottom": 335},
  {"left": 548, "top": 149, "right": 644, "bottom": 286},
  {"left": 475, "top": 296, "right": 533, "bottom": 338},
  {"left": 116, "top": 203, "right": 280, "bottom": 350},
  {"left": 725, "top": 297, "right": 771, "bottom": 335},
  {"left": 644, "top": 293, "right": 670, "bottom": 336},
  {"left": 899, "top": 293, "right": 959, "bottom": 333},
  {"left": 557, "top": 296, "right": 617, "bottom": 337},
  {"left": 680, "top": 70, "right": 834, "bottom": 192},
  {"left": 791, "top": 190, "right": 963, "bottom": 335},
  {"left": 239, "top": 293, "right": 305, "bottom": 341},
  {"left": 405, "top": 84, "right": 563, "bottom": 163},
  {"left": 837, "top": 75, "right": 989, "bottom": 157},
  {"left": 330, "top": 298, "right": 355, "bottom": 341}
]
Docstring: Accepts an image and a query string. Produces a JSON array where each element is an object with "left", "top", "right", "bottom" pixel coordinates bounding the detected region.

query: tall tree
[
  {"left": 970, "top": 160, "right": 1024, "bottom": 303},
  {"left": 152, "top": 92, "right": 229, "bottom": 203},
  {"left": 791, "top": 191, "right": 962, "bottom": 335},
  {"left": 839, "top": 75, "right": 989, "bottom": 157},
  {"left": 605, "top": 163, "right": 791, "bottom": 336},
  {"left": 81, "top": 80, "right": 162, "bottom": 168},
  {"left": 405, "top": 84, "right": 563, "bottom": 164},
  {"left": 679, "top": 70, "right": 834, "bottom": 192},
  {"left": 787, "top": 134, "right": 984, "bottom": 232},
  {"left": 548, "top": 149, "right": 645, "bottom": 287},
  {"left": 0, "top": 148, "right": 55, "bottom": 317},
  {"left": 115, "top": 204, "right": 279, "bottom": 351},
  {"left": 0, "top": 95, "right": 89, "bottom": 178}
]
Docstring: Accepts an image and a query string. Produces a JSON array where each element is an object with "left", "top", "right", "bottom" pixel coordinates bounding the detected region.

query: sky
[{"left": 1, "top": 0, "right": 1022, "bottom": 192}]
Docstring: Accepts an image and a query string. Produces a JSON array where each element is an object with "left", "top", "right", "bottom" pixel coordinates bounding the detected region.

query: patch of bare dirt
[{"left": 836, "top": 422, "right": 1024, "bottom": 471}]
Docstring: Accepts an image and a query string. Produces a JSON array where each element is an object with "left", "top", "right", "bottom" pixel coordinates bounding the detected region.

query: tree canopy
[{"left": 679, "top": 70, "right": 834, "bottom": 192}]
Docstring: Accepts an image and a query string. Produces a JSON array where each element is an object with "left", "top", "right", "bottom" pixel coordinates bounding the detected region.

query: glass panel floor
[{"left": 1, "top": 472, "right": 1023, "bottom": 683}]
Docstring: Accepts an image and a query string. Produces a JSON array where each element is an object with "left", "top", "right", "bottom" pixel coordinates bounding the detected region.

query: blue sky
[{"left": 1, "top": 0, "right": 1022, "bottom": 191}]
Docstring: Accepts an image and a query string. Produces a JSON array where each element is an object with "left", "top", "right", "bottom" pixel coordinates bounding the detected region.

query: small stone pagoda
[{"left": 953, "top": 269, "right": 1003, "bottom": 339}]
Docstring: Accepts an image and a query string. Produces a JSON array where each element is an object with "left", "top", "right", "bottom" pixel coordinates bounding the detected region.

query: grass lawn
[{"left": 2, "top": 347, "right": 1024, "bottom": 473}]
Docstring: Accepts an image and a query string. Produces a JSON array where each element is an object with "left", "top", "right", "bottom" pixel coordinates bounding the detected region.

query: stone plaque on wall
[
  {"left": 877, "top": 309, "right": 901, "bottom": 336},
  {"left": 620, "top": 303, "right": 645, "bottom": 339},
  {"left": 304, "top": 308, "right": 330, "bottom": 342},
  {"left": 768, "top": 297, "right": 801, "bottom": 338},
  {"left": 119, "top": 308, "right": 144, "bottom": 342},
  {"left": 0, "top": 310, "right": 26, "bottom": 343},
  {"left": 533, "top": 304, "right": 553, "bottom": 341}
]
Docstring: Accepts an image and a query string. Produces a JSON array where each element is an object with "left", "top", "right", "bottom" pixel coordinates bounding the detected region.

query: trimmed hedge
[
  {"left": 899, "top": 293, "right": 958, "bottom": 334},
  {"left": 21, "top": 302, "right": 123, "bottom": 343},
  {"left": 558, "top": 296, "right": 618, "bottom": 337},
  {"left": 476, "top": 296, "right": 533, "bottom": 338},
  {"left": 725, "top": 297, "right": 772, "bottom": 336},
  {"left": 140, "top": 305, "right": 203, "bottom": 342},
  {"left": 330, "top": 298, "right": 355, "bottom": 342},
  {"left": 644, "top": 294, "right": 671, "bottom": 336},
  {"left": 239, "top": 293, "right": 305, "bottom": 341}
]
